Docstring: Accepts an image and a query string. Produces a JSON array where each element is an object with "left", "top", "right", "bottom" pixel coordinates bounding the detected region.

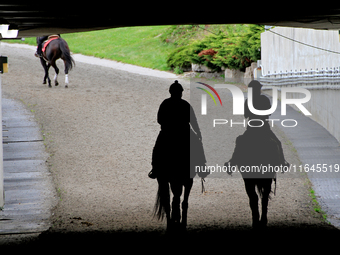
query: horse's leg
[
  {"left": 54, "top": 73, "right": 59, "bottom": 86},
  {"left": 170, "top": 181, "right": 183, "bottom": 226},
  {"left": 51, "top": 60, "right": 59, "bottom": 86},
  {"left": 181, "top": 178, "right": 193, "bottom": 229},
  {"left": 65, "top": 74, "right": 69, "bottom": 88},
  {"left": 42, "top": 48, "right": 53, "bottom": 87},
  {"left": 52, "top": 62, "right": 59, "bottom": 86},
  {"left": 63, "top": 59, "right": 69, "bottom": 88},
  {"left": 244, "top": 179, "right": 260, "bottom": 229},
  {"left": 260, "top": 179, "right": 272, "bottom": 228},
  {"left": 39, "top": 57, "right": 48, "bottom": 85},
  {"left": 46, "top": 63, "right": 52, "bottom": 88}
]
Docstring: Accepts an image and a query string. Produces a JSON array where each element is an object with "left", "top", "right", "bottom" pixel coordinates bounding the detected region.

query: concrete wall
[
  {"left": 307, "top": 89, "right": 340, "bottom": 143},
  {"left": 261, "top": 27, "right": 340, "bottom": 143},
  {"left": 224, "top": 62, "right": 257, "bottom": 85},
  {"left": 275, "top": 88, "right": 340, "bottom": 143},
  {"left": 0, "top": 75, "right": 3, "bottom": 208},
  {"left": 261, "top": 27, "right": 340, "bottom": 74}
]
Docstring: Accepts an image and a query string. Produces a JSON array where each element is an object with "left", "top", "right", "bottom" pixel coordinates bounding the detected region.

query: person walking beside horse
[{"left": 226, "top": 80, "right": 289, "bottom": 229}]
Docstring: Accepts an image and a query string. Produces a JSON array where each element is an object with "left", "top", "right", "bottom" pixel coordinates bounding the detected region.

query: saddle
[{"left": 42, "top": 35, "right": 60, "bottom": 53}]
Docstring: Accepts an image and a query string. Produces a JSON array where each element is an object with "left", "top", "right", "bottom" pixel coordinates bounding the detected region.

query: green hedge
[{"left": 166, "top": 25, "right": 264, "bottom": 73}]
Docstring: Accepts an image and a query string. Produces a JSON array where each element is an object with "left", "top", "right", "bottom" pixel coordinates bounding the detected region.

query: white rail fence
[
  {"left": 255, "top": 65, "right": 340, "bottom": 143},
  {"left": 257, "top": 65, "right": 340, "bottom": 89}
]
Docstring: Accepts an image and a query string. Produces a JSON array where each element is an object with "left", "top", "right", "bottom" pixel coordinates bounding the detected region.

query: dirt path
[{"left": 1, "top": 43, "right": 329, "bottom": 235}]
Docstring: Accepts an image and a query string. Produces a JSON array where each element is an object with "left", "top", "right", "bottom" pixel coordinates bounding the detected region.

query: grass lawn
[{"left": 9, "top": 26, "right": 176, "bottom": 71}]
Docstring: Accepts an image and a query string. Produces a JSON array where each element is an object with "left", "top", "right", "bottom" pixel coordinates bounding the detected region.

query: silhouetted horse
[
  {"left": 152, "top": 129, "right": 207, "bottom": 231},
  {"left": 37, "top": 35, "right": 75, "bottom": 88},
  {"left": 226, "top": 127, "right": 285, "bottom": 229}
]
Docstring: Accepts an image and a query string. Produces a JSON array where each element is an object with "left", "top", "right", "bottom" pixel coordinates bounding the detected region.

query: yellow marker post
[{"left": 0, "top": 56, "right": 8, "bottom": 73}]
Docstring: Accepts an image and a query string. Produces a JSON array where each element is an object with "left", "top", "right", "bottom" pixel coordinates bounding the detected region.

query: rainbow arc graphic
[{"left": 196, "top": 82, "right": 222, "bottom": 115}]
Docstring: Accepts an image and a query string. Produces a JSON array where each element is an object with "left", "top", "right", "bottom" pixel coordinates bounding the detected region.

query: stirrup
[{"left": 35, "top": 51, "right": 43, "bottom": 58}]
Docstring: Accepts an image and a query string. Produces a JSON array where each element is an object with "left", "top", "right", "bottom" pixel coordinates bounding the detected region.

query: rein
[
  {"left": 41, "top": 55, "right": 49, "bottom": 63},
  {"left": 201, "top": 178, "right": 206, "bottom": 193}
]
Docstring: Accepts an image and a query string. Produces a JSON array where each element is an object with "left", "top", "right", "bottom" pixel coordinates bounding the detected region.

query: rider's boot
[{"left": 148, "top": 168, "right": 158, "bottom": 179}]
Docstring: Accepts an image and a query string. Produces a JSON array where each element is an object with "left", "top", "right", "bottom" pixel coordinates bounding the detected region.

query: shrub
[
  {"left": 166, "top": 46, "right": 192, "bottom": 71},
  {"left": 166, "top": 24, "right": 264, "bottom": 72},
  {"left": 198, "top": 49, "right": 218, "bottom": 57},
  {"left": 215, "top": 24, "right": 264, "bottom": 70},
  {"left": 189, "top": 38, "right": 221, "bottom": 71}
]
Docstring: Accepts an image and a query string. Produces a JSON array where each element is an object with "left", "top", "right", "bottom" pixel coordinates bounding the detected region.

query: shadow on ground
[{"left": 3, "top": 223, "right": 340, "bottom": 252}]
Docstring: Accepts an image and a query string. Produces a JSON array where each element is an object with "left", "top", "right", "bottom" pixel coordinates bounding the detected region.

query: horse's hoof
[
  {"left": 65, "top": 85, "right": 68, "bottom": 88},
  {"left": 43, "top": 81, "right": 46, "bottom": 84},
  {"left": 180, "top": 222, "right": 187, "bottom": 232},
  {"left": 55, "top": 82, "right": 59, "bottom": 86},
  {"left": 260, "top": 217, "right": 268, "bottom": 228},
  {"left": 48, "top": 84, "right": 52, "bottom": 88}
]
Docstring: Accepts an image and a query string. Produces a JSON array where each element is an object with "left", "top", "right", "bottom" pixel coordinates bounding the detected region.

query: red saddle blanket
[{"left": 42, "top": 36, "right": 59, "bottom": 53}]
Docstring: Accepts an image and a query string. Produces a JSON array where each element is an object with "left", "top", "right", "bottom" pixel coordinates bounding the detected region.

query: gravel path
[{"left": 0, "top": 42, "right": 332, "bottom": 236}]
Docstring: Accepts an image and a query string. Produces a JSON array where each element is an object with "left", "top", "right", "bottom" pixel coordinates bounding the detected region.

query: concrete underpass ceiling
[{"left": 1, "top": 3, "right": 340, "bottom": 38}]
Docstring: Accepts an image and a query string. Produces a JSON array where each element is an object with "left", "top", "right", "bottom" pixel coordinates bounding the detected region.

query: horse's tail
[
  {"left": 59, "top": 38, "right": 75, "bottom": 72},
  {"left": 256, "top": 179, "right": 273, "bottom": 200},
  {"left": 256, "top": 183, "right": 265, "bottom": 199},
  {"left": 153, "top": 180, "right": 170, "bottom": 221}
]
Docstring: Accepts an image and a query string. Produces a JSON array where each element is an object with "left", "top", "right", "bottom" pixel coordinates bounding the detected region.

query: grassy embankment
[
  {"left": 8, "top": 25, "right": 239, "bottom": 72},
  {"left": 10, "top": 26, "right": 176, "bottom": 71}
]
